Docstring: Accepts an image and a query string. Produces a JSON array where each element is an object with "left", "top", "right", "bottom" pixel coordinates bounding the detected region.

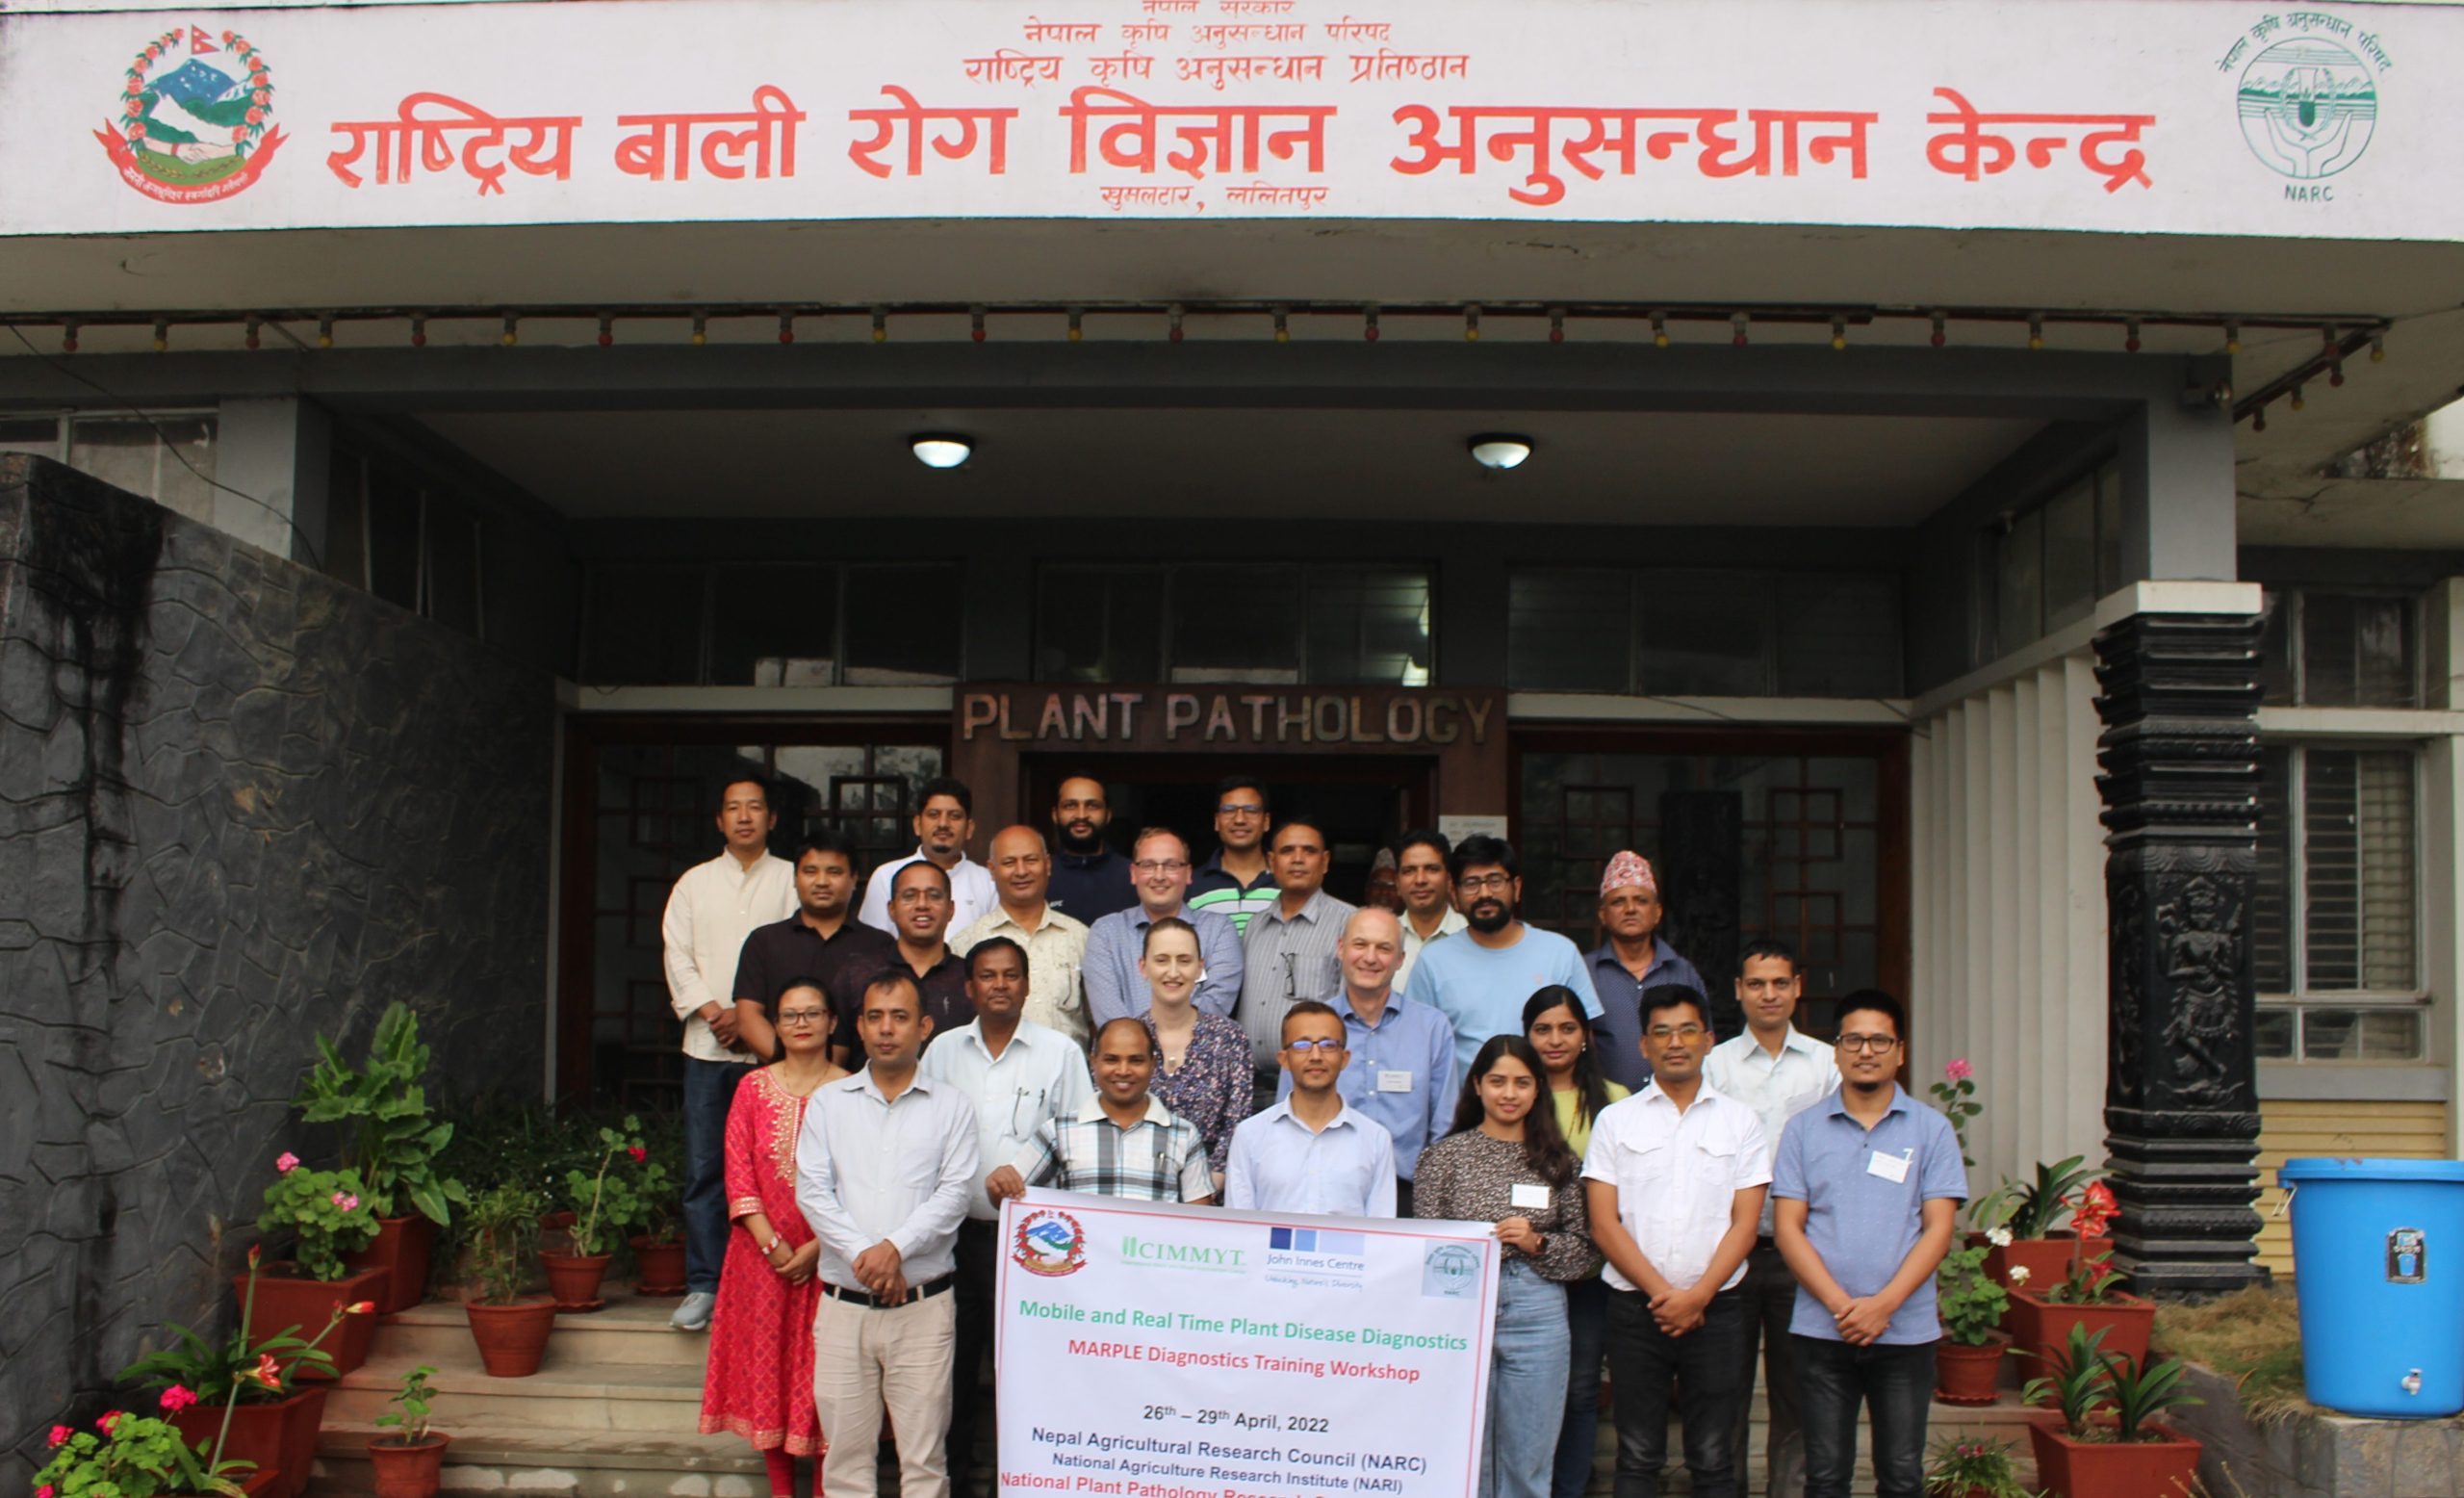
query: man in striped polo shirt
[{"left": 1187, "top": 773, "right": 1278, "bottom": 934}]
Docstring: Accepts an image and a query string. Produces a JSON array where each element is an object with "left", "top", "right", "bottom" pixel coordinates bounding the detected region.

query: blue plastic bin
[{"left": 2280, "top": 1157, "right": 2464, "bottom": 1418}]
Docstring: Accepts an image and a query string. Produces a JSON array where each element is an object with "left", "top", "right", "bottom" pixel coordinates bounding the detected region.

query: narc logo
[
  {"left": 95, "top": 22, "right": 289, "bottom": 203},
  {"left": 1013, "top": 1208, "right": 1088, "bottom": 1278},
  {"left": 2237, "top": 38, "right": 2377, "bottom": 180}
]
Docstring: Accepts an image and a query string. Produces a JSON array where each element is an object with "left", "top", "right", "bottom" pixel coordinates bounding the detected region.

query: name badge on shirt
[
  {"left": 1867, "top": 1149, "right": 1912, "bottom": 1184},
  {"left": 1376, "top": 1070, "right": 1414, "bottom": 1094},
  {"left": 1509, "top": 1183, "right": 1551, "bottom": 1210}
]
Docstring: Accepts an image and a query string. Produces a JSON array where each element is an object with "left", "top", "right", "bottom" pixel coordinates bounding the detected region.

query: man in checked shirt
[{"left": 987, "top": 1016, "right": 1218, "bottom": 1207}]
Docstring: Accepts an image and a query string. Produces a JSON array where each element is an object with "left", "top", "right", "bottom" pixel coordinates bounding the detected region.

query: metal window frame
[
  {"left": 1035, "top": 559, "right": 1439, "bottom": 686},
  {"left": 2286, "top": 585, "right": 2426, "bottom": 710}
]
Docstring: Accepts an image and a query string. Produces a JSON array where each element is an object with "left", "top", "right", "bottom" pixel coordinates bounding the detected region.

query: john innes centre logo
[
  {"left": 1013, "top": 1208, "right": 1087, "bottom": 1278},
  {"left": 95, "top": 22, "right": 289, "bottom": 203},
  {"left": 2236, "top": 34, "right": 2377, "bottom": 180}
]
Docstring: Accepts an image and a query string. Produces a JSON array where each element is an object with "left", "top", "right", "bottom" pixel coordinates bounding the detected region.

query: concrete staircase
[{"left": 312, "top": 1287, "right": 2044, "bottom": 1497}]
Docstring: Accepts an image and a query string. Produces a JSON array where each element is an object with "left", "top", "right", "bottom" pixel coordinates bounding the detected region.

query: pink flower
[
  {"left": 1943, "top": 1058, "right": 1973, "bottom": 1082},
  {"left": 342, "top": 1194, "right": 360, "bottom": 1212},
  {"left": 48, "top": 1426, "right": 71, "bottom": 1447},
  {"left": 275, "top": 1152, "right": 299, "bottom": 1174},
  {"left": 159, "top": 1385, "right": 199, "bottom": 1412},
  {"left": 38, "top": 1486, "right": 56, "bottom": 1498},
  {"left": 98, "top": 1413, "right": 120, "bottom": 1434}
]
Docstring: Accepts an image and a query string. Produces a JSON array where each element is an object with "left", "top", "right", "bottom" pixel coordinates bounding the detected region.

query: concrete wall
[{"left": 0, "top": 456, "right": 554, "bottom": 1493}]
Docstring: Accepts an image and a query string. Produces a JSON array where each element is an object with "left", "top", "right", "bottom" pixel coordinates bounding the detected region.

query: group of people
[{"left": 660, "top": 773, "right": 1965, "bottom": 1498}]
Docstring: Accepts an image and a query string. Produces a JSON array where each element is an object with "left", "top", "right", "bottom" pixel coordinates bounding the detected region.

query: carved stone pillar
[{"left": 2092, "top": 609, "right": 2268, "bottom": 1295}]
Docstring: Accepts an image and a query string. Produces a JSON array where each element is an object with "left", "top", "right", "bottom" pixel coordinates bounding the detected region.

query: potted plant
[
  {"left": 33, "top": 1408, "right": 267, "bottom": 1498},
  {"left": 124, "top": 1250, "right": 367, "bottom": 1498},
  {"left": 302, "top": 1002, "right": 471, "bottom": 1314},
  {"left": 543, "top": 1116, "right": 647, "bottom": 1310},
  {"left": 1928, "top": 1058, "right": 1984, "bottom": 1175},
  {"left": 463, "top": 1180, "right": 558, "bottom": 1378},
  {"left": 1933, "top": 1194, "right": 2015, "bottom": 1405},
  {"left": 1921, "top": 1434, "right": 2037, "bottom": 1498},
  {"left": 1983, "top": 1156, "right": 2097, "bottom": 1329},
  {"left": 623, "top": 1127, "right": 686, "bottom": 1298},
  {"left": 247, "top": 1155, "right": 385, "bottom": 1380},
  {"left": 2023, "top": 1323, "right": 2203, "bottom": 1498},
  {"left": 2009, "top": 1244, "right": 2156, "bottom": 1373},
  {"left": 367, "top": 1364, "right": 449, "bottom": 1498}
]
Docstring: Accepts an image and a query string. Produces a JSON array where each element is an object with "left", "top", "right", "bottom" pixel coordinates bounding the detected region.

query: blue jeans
[
  {"left": 681, "top": 1057, "right": 753, "bottom": 1294},
  {"left": 1552, "top": 1276, "right": 1609, "bottom": 1498},
  {"left": 1605, "top": 1286, "right": 1748, "bottom": 1498},
  {"left": 1792, "top": 1336, "right": 1935, "bottom": 1498},
  {"left": 1485, "top": 1259, "right": 1572, "bottom": 1498}
]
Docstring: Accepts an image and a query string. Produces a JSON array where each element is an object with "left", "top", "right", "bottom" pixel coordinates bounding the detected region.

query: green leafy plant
[
  {"left": 467, "top": 1180, "right": 542, "bottom": 1305},
  {"left": 2007, "top": 1155, "right": 2098, "bottom": 1241},
  {"left": 629, "top": 1112, "right": 686, "bottom": 1244},
  {"left": 2024, "top": 1322, "right": 2199, "bottom": 1441},
  {"left": 295, "top": 1001, "right": 470, "bottom": 1227},
  {"left": 33, "top": 1410, "right": 250, "bottom": 1498},
  {"left": 562, "top": 1116, "right": 648, "bottom": 1256},
  {"left": 372, "top": 1365, "right": 441, "bottom": 1447},
  {"left": 257, "top": 1160, "right": 382, "bottom": 1281},
  {"left": 1929, "top": 1058, "right": 1983, "bottom": 1172},
  {"left": 1922, "top": 1434, "right": 2038, "bottom": 1497},
  {"left": 2104, "top": 1344, "right": 2203, "bottom": 1442},
  {"left": 1935, "top": 1238, "right": 2010, "bottom": 1346},
  {"left": 2044, "top": 1246, "right": 2132, "bottom": 1305},
  {"left": 118, "top": 1253, "right": 342, "bottom": 1402},
  {"left": 2022, "top": 1322, "right": 2118, "bottom": 1436}
]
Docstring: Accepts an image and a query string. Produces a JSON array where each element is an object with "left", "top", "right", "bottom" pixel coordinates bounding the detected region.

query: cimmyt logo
[
  {"left": 1013, "top": 1208, "right": 1088, "bottom": 1278},
  {"left": 2237, "top": 38, "right": 2377, "bottom": 180},
  {"left": 96, "top": 23, "right": 288, "bottom": 203}
]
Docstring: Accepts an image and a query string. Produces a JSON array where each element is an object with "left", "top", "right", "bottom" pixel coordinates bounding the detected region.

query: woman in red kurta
[{"left": 700, "top": 980, "right": 846, "bottom": 1496}]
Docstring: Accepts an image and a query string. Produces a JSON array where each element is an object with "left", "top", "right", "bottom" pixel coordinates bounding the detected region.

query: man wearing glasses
[
  {"left": 1403, "top": 835, "right": 1603, "bottom": 1082},
  {"left": 1187, "top": 775, "right": 1279, "bottom": 935},
  {"left": 1770, "top": 992, "right": 1963, "bottom": 1498},
  {"left": 988, "top": 1016, "right": 1217, "bottom": 1206},
  {"left": 1081, "top": 827, "right": 1245, "bottom": 1027},
  {"left": 1235, "top": 816, "right": 1359, "bottom": 1094},
  {"left": 1584, "top": 986, "right": 1771, "bottom": 1498},
  {"left": 1223, "top": 1001, "right": 1399, "bottom": 1217},
  {"left": 879, "top": 862, "right": 974, "bottom": 1046},
  {"left": 919, "top": 938, "right": 1093, "bottom": 1491}
]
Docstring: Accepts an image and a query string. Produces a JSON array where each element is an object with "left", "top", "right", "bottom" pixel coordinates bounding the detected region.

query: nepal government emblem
[
  {"left": 1012, "top": 1208, "right": 1088, "bottom": 1278},
  {"left": 2237, "top": 37, "right": 2376, "bottom": 180},
  {"left": 95, "top": 24, "right": 287, "bottom": 203}
]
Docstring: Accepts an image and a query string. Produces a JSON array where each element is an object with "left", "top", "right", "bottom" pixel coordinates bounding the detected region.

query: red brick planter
[
  {"left": 1933, "top": 1334, "right": 2009, "bottom": 1405},
  {"left": 345, "top": 1215, "right": 437, "bottom": 1315},
  {"left": 465, "top": 1297, "right": 559, "bottom": 1378},
  {"left": 2026, "top": 1416, "right": 2202, "bottom": 1498},
  {"left": 236, "top": 1265, "right": 385, "bottom": 1381},
  {"left": 540, "top": 1251, "right": 613, "bottom": 1312},
  {"left": 171, "top": 1384, "right": 327, "bottom": 1498},
  {"left": 367, "top": 1433, "right": 451, "bottom": 1498},
  {"left": 1980, "top": 1234, "right": 2077, "bottom": 1332},
  {"left": 629, "top": 1235, "right": 686, "bottom": 1297},
  {"left": 2007, "top": 1286, "right": 2154, "bottom": 1374}
]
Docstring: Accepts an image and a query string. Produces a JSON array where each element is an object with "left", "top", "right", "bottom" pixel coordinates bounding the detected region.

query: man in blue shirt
[
  {"left": 1403, "top": 835, "right": 1601, "bottom": 1080},
  {"left": 1045, "top": 775, "right": 1139, "bottom": 924},
  {"left": 1225, "top": 1001, "right": 1398, "bottom": 1217},
  {"left": 1769, "top": 991, "right": 1964, "bottom": 1498},
  {"left": 1584, "top": 850, "right": 1707, "bottom": 1091},
  {"left": 1081, "top": 828, "right": 1245, "bottom": 1026},
  {"left": 1276, "top": 907, "right": 1454, "bottom": 1216}
]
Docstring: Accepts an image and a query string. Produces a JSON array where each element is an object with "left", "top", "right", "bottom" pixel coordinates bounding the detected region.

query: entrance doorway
[{"left": 1022, "top": 752, "right": 1435, "bottom": 909}]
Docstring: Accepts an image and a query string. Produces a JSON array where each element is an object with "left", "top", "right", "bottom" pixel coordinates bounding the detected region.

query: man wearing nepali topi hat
[{"left": 1582, "top": 851, "right": 1708, "bottom": 1093}]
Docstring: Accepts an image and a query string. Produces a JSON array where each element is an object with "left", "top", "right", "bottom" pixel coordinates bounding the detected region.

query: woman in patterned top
[
  {"left": 1415, "top": 1034, "right": 1598, "bottom": 1498},
  {"left": 1139, "top": 917, "right": 1253, "bottom": 1193},
  {"left": 1524, "top": 984, "right": 1630, "bottom": 1498}
]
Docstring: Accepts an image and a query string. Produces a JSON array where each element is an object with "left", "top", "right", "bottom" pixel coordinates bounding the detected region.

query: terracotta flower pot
[
  {"left": 539, "top": 1251, "right": 614, "bottom": 1311},
  {"left": 345, "top": 1215, "right": 438, "bottom": 1315},
  {"left": 170, "top": 1384, "right": 327, "bottom": 1498},
  {"left": 465, "top": 1296, "right": 559, "bottom": 1378},
  {"left": 629, "top": 1234, "right": 686, "bottom": 1297},
  {"left": 2026, "top": 1416, "right": 2202, "bottom": 1498},
  {"left": 235, "top": 1264, "right": 386, "bottom": 1381},
  {"left": 2007, "top": 1285, "right": 2155, "bottom": 1373},
  {"left": 1981, "top": 1235, "right": 2078, "bottom": 1331},
  {"left": 1933, "top": 1333, "right": 2009, "bottom": 1405},
  {"left": 367, "top": 1432, "right": 451, "bottom": 1498}
]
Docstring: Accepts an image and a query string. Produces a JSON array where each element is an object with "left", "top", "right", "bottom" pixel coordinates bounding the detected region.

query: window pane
[
  {"left": 366, "top": 474, "right": 422, "bottom": 612},
  {"left": 2257, "top": 589, "right": 2296, "bottom": 707},
  {"left": 322, "top": 448, "right": 368, "bottom": 589},
  {"left": 65, "top": 417, "right": 163, "bottom": 506},
  {"left": 2094, "top": 465, "right": 2124, "bottom": 597},
  {"left": 843, "top": 565, "right": 962, "bottom": 684},
  {"left": 1994, "top": 506, "right": 2043, "bottom": 656},
  {"left": 1776, "top": 574, "right": 1901, "bottom": 697},
  {"left": 584, "top": 564, "right": 706, "bottom": 684},
  {"left": 1509, "top": 569, "right": 1629, "bottom": 691},
  {"left": 2303, "top": 749, "right": 2362, "bottom": 991},
  {"left": 0, "top": 416, "right": 61, "bottom": 458},
  {"left": 2300, "top": 1007, "right": 2362, "bottom": 1060},
  {"left": 2253, "top": 1007, "right": 2296, "bottom": 1059},
  {"left": 1307, "top": 566, "right": 1430, "bottom": 685},
  {"left": 1170, "top": 565, "right": 1298, "bottom": 683},
  {"left": 2301, "top": 749, "right": 2416, "bottom": 993},
  {"left": 151, "top": 417, "right": 218, "bottom": 526},
  {"left": 1639, "top": 571, "right": 1774, "bottom": 696},
  {"left": 2357, "top": 1008, "right": 2424, "bottom": 1060},
  {"left": 424, "top": 494, "right": 481, "bottom": 637},
  {"left": 2253, "top": 746, "right": 2294, "bottom": 994},
  {"left": 1037, "top": 566, "right": 1164, "bottom": 684},
  {"left": 711, "top": 565, "right": 838, "bottom": 685},
  {"left": 2302, "top": 593, "right": 2417, "bottom": 708},
  {"left": 2356, "top": 750, "right": 2417, "bottom": 990},
  {"left": 2041, "top": 476, "right": 2096, "bottom": 630}
]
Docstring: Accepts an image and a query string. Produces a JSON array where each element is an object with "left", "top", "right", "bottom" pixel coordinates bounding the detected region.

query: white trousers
[{"left": 813, "top": 1288, "right": 958, "bottom": 1498}]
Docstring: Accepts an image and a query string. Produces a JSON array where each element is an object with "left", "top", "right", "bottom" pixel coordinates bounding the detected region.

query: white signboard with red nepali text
[{"left": 0, "top": 0, "right": 2448, "bottom": 237}]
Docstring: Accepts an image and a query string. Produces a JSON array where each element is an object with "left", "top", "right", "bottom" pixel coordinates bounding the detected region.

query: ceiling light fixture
[
  {"left": 910, "top": 434, "right": 974, "bottom": 469},
  {"left": 1468, "top": 435, "right": 1532, "bottom": 471}
]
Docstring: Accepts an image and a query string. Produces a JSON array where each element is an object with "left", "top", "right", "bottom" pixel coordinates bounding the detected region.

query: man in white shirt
[
  {"left": 1702, "top": 940, "right": 1839, "bottom": 1498},
  {"left": 1224, "top": 1001, "right": 1398, "bottom": 1218},
  {"left": 1390, "top": 828, "right": 1466, "bottom": 991},
  {"left": 917, "top": 937, "right": 1092, "bottom": 1488},
  {"left": 857, "top": 776, "right": 999, "bottom": 936},
  {"left": 951, "top": 825, "right": 1091, "bottom": 1045},
  {"left": 658, "top": 775, "right": 796, "bottom": 1331},
  {"left": 1584, "top": 988, "right": 1770, "bottom": 1498},
  {"left": 797, "top": 969, "right": 979, "bottom": 1498}
]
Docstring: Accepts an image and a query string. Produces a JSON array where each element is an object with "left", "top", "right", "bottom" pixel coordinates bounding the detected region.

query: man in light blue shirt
[
  {"left": 1770, "top": 991, "right": 1964, "bottom": 1498},
  {"left": 1082, "top": 827, "right": 1245, "bottom": 1026},
  {"left": 1225, "top": 1001, "right": 1398, "bottom": 1217},
  {"left": 1276, "top": 907, "right": 1453, "bottom": 1216},
  {"left": 1402, "top": 834, "right": 1601, "bottom": 1079}
]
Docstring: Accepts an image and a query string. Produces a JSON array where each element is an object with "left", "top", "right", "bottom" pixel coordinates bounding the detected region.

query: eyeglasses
[
  {"left": 1218, "top": 803, "right": 1267, "bottom": 817},
  {"left": 1458, "top": 873, "right": 1515, "bottom": 893},
  {"left": 1837, "top": 1034, "right": 1901, "bottom": 1054},
  {"left": 778, "top": 1009, "right": 830, "bottom": 1026},
  {"left": 1285, "top": 1037, "right": 1344, "bottom": 1053},
  {"left": 1646, "top": 1024, "right": 1706, "bottom": 1043},
  {"left": 1132, "top": 859, "right": 1190, "bottom": 874}
]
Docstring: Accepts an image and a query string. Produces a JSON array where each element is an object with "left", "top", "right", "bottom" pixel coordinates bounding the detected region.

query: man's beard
[
  {"left": 1056, "top": 823, "right": 1107, "bottom": 855},
  {"left": 1466, "top": 900, "right": 1513, "bottom": 934}
]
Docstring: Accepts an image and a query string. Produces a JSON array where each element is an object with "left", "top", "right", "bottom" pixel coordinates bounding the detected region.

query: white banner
[
  {"left": 0, "top": 1, "right": 2449, "bottom": 239},
  {"left": 995, "top": 1190, "right": 1501, "bottom": 1498}
]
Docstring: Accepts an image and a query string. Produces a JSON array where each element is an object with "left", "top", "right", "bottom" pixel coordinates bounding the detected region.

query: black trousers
[{"left": 946, "top": 1217, "right": 1000, "bottom": 1485}]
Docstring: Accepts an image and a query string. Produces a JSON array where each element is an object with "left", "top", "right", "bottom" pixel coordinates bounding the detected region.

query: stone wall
[{"left": 0, "top": 455, "right": 554, "bottom": 1493}]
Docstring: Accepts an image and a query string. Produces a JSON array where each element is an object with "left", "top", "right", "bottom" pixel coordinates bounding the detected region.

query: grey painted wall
[{"left": 0, "top": 455, "right": 554, "bottom": 1494}]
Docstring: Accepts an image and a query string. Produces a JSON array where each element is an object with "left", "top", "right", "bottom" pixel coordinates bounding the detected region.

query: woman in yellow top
[{"left": 1524, "top": 984, "right": 1629, "bottom": 1498}]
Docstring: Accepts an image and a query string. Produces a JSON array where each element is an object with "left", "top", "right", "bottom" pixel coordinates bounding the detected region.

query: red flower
[
  {"left": 125, "top": 78, "right": 144, "bottom": 95},
  {"left": 252, "top": 90, "right": 270, "bottom": 105},
  {"left": 230, "top": 126, "right": 249, "bottom": 143},
  {"left": 48, "top": 1425, "right": 71, "bottom": 1447},
  {"left": 97, "top": 1413, "right": 121, "bottom": 1435},
  {"left": 144, "top": 43, "right": 160, "bottom": 58},
  {"left": 250, "top": 1355, "right": 282, "bottom": 1390},
  {"left": 125, "top": 121, "right": 146, "bottom": 141},
  {"left": 159, "top": 1385, "right": 199, "bottom": 1413},
  {"left": 123, "top": 100, "right": 144, "bottom": 119},
  {"left": 244, "top": 107, "right": 264, "bottom": 124},
  {"left": 345, "top": 1301, "right": 377, "bottom": 1316},
  {"left": 220, "top": 30, "right": 236, "bottom": 43},
  {"left": 250, "top": 71, "right": 269, "bottom": 86},
  {"left": 628, "top": 1147, "right": 648, "bottom": 1164}
]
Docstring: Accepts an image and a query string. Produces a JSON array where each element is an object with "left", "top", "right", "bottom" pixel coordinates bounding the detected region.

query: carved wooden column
[{"left": 2092, "top": 608, "right": 2268, "bottom": 1294}]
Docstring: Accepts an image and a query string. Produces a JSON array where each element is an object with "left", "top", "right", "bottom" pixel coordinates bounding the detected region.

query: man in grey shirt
[
  {"left": 1235, "top": 816, "right": 1357, "bottom": 1096},
  {"left": 796, "top": 968, "right": 980, "bottom": 1498}
]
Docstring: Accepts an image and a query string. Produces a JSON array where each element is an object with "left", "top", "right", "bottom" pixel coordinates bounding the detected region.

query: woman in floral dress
[
  {"left": 1138, "top": 917, "right": 1253, "bottom": 1193},
  {"left": 700, "top": 980, "right": 846, "bottom": 1497}
]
